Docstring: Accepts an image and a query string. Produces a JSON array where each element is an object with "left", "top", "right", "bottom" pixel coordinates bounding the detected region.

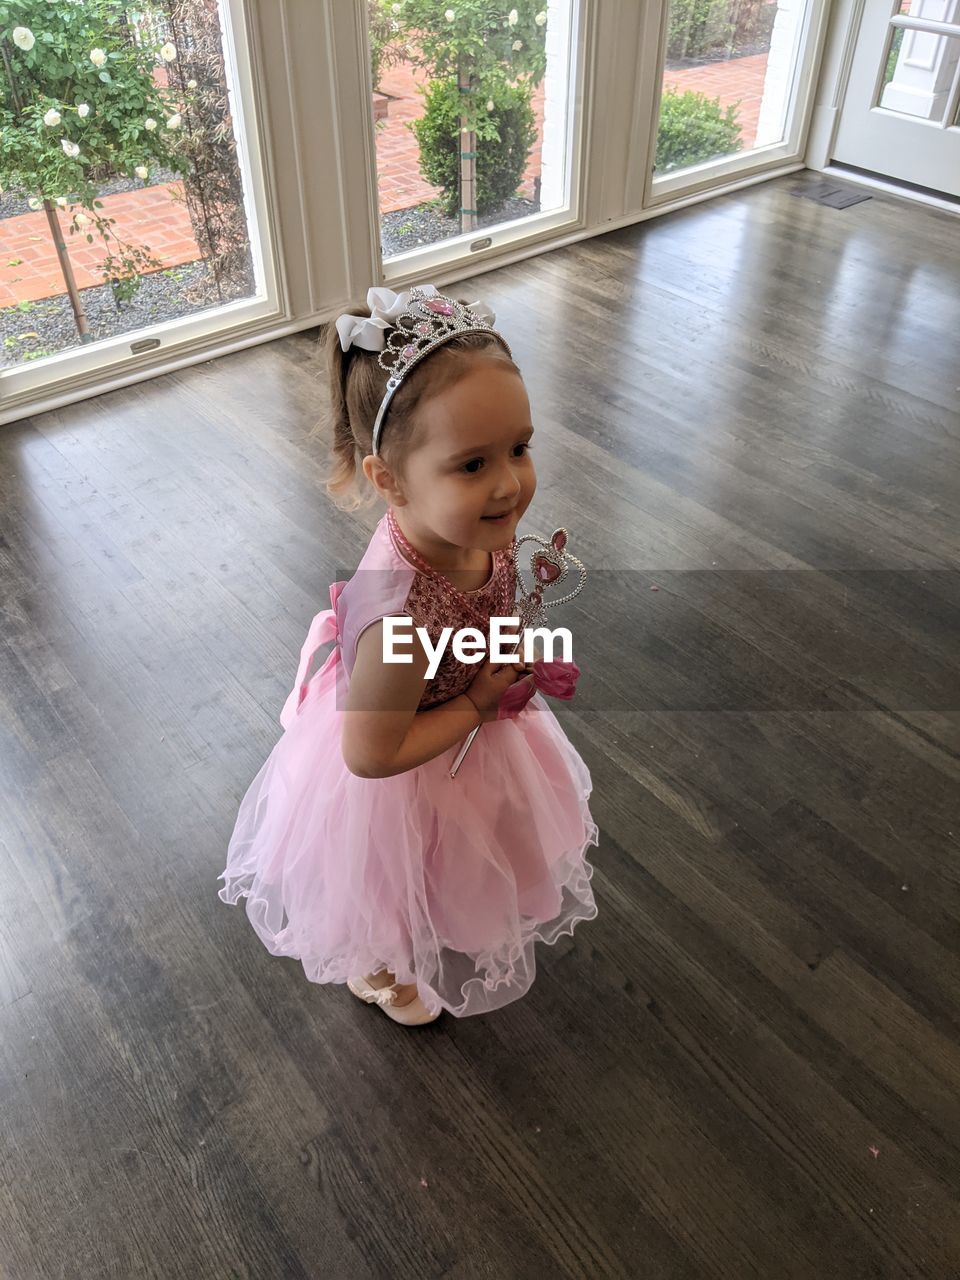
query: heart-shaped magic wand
[{"left": 449, "top": 527, "right": 587, "bottom": 778}]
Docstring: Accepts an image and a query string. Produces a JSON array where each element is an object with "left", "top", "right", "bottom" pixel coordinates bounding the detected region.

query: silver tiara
[{"left": 370, "top": 288, "right": 511, "bottom": 455}]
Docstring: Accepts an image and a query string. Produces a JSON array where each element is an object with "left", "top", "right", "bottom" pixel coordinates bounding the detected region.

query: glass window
[
  {"left": 653, "top": 0, "right": 813, "bottom": 177},
  {"left": 368, "top": 0, "right": 579, "bottom": 263},
  {"left": 0, "top": 1, "right": 264, "bottom": 372}
]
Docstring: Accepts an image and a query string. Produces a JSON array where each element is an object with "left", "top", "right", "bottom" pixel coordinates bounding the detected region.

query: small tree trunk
[
  {"left": 1, "top": 41, "right": 91, "bottom": 343},
  {"left": 42, "top": 202, "right": 92, "bottom": 343},
  {"left": 458, "top": 62, "right": 478, "bottom": 235}
]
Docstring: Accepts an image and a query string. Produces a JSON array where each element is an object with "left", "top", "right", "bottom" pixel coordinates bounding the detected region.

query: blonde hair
[{"left": 318, "top": 304, "right": 520, "bottom": 512}]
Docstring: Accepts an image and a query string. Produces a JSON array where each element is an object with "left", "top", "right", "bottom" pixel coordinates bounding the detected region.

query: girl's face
[{"left": 388, "top": 357, "right": 537, "bottom": 559}]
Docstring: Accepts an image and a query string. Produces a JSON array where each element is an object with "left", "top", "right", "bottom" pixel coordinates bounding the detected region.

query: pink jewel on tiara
[
  {"left": 415, "top": 322, "right": 431, "bottom": 335},
  {"left": 425, "top": 299, "right": 454, "bottom": 315},
  {"left": 402, "top": 344, "right": 417, "bottom": 359}
]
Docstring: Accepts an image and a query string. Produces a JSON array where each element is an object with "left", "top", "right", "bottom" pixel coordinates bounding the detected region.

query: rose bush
[{"left": 0, "top": 0, "right": 194, "bottom": 332}]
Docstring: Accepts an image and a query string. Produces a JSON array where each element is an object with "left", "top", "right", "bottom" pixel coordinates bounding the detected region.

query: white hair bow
[{"left": 335, "top": 285, "right": 496, "bottom": 353}]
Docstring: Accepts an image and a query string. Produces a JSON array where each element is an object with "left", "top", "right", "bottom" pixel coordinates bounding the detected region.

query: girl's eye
[{"left": 462, "top": 443, "right": 532, "bottom": 474}]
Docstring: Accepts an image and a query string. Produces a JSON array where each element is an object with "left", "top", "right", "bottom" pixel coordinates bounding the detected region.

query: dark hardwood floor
[{"left": 1, "top": 173, "right": 959, "bottom": 1278}]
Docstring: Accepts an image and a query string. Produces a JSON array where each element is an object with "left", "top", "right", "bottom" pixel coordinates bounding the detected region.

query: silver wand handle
[
  {"left": 450, "top": 725, "right": 480, "bottom": 778},
  {"left": 449, "top": 652, "right": 531, "bottom": 780}
]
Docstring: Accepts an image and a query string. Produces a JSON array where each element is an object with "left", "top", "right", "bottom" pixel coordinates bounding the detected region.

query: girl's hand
[{"left": 465, "top": 656, "right": 534, "bottom": 724}]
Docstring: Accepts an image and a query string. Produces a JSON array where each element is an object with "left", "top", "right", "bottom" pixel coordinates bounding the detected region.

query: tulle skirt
[{"left": 219, "top": 649, "right": 599, "bottom": 1017}]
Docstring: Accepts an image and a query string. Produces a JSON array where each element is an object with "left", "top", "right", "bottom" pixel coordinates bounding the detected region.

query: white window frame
[
  {"left": 643, "top": 0, "right": 834, "bottom": 206},
  {"left": 0, "top": 0, "right": 284, "bottom": 423}
]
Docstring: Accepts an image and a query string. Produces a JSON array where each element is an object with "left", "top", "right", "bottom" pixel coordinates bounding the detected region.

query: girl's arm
[
  {"left": 343, "top": 621, "right": 532, "bottom": 779},
  {"left": 342, "top": 620, "right": 482, "bottom": 778}
]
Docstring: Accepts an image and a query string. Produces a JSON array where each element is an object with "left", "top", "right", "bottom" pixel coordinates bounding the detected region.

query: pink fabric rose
[{"left": 497, "top": 658, "right": 580, "bottom": 720}]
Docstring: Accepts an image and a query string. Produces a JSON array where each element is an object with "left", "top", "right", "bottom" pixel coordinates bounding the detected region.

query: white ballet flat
[{"left": 346, "top": 975, "right": 442, "bottom": 1027}]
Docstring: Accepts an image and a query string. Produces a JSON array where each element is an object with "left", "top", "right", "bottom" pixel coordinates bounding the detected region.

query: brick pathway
[
  {"left": 0, "top": 181, "right": 200, "bottom": 307},
  {"left": 0, "top": 53, "right": 767, "bottom": 307}
]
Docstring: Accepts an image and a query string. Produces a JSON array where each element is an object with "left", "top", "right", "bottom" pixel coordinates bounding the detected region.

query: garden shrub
[
  {"left": 412, "top": 75, "right": 536, "bottom": 219},
  {"left": 655, "top": 88, "right": 742, "bottom": 173},
  {"left": 668, "top": 0, "right": 776, "bottom": 62}
]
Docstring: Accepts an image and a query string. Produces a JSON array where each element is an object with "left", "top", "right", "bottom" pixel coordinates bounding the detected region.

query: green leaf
[{"left": 98, "top": 71, "right": 111, "bottom": 83}]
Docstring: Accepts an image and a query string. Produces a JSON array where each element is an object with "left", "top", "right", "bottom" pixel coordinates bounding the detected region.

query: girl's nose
[{"left": 493, "top": 461, "right": 523, "bottom": 500}]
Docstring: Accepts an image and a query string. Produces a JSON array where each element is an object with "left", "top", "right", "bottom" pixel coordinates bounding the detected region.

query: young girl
[{"left": 219, "top": 284, "right": 598, "bottom": 1026}]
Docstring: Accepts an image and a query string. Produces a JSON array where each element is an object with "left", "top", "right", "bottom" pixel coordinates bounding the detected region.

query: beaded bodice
[{"left": 386, "top": 509, "right": 516, "bottom": 710}]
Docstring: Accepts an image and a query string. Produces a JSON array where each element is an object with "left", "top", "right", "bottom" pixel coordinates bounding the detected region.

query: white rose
[
  {"left": 43, "top": 108, "right": 62, "bottom": 127},
  {"left": 512, "top": 39, "right": 523, "bottom": 49},
  {"left": 535, "top": 10, "right": 547, "bottom": 24},
  {"left": 75, "top": 212, "right": 91, "bottom": 228},
  {"left": 486, "top": 98, "right": 494, "bottom": 111},
  {"left": 28, "top": 197, "right": 42, "bottom": 211},
  {"left": 12, "top": 27, "right": 36, "bottom": 51},
  {"left": 144, "top": 117, "right": 157, "bottom": 130},
  {"left": 135, "top": 165, "right": 149, "bottom": 179},
  {"left": 56, "top": 196, "right": 67, "bottom": 207},
  {"left": 160, "top": 42, "right": 177, "bottom": 62},
  {"left": 89, "top": 48, "right": 107, "bottom": 67},
  {"left": 61, "top": 138, "right": 80, "bottom": 158},
  {"left": 77, "top": 103, "right": 90, "bottom": 118},
  {"left": 392, "top": 2, "right": 402, "bottom": 11},
  {"left": 508, "top": 8, "right": 518, "bottom": 24},
  {"left": 445, "top": 8, "right": 455, "bottom": 19},
  {"left": 166, "top": 113, "right": 182, "bottom": 130},
  {"left": 187, "top": 78, "right": 197, "bottom": 89}
]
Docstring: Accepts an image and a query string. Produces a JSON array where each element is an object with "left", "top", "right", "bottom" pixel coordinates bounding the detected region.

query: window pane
[
  {"left": 654, "top": 0, "right": 812, "bottom": 177},
  {"left": 0, "top": 1, "right": 262, "bottom": 371},
  {"left": 881, "top": 25, "right": 960, "bottom": 123},
  {"left": 370, "top": 0, "right": 577, "bottom": 262}
]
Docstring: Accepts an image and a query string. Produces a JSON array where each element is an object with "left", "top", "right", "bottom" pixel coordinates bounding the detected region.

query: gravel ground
[
  {"left": 0, "top": 258, "right": 235, "bottom": 369},
  {"left": 380, "top": 195, "right": 540, "bottom": 258}
]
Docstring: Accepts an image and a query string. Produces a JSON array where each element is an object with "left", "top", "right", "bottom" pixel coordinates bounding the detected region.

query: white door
[{"left": 832, "top": 0, "right": 960, "bottom": 197}]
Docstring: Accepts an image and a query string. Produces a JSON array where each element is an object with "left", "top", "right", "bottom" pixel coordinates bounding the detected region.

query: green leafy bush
[
  {"left": 367, "top": 0, "right": 405, "bottom": 91},
  {"left": 654, "top": 87, "right": 742, "bottom": 173},
  {"left": 0, "top": 0, "right": 191, "bottom": 315},
  {"left": 412, "top": 75, "right": 536, "bottom": 218}
]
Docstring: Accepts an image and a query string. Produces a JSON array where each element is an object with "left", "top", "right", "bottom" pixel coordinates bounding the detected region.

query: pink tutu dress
[{"left": 219, "top": 508, "right": 599, "bottom": 1017}]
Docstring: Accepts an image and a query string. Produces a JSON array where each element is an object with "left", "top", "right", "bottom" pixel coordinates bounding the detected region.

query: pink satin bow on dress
[
  {"left": 280, "top": 579, "right": 346, "bottom": 731},
  {"left": 496, "top": 658, "right": 581, "bottom": 720}
]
